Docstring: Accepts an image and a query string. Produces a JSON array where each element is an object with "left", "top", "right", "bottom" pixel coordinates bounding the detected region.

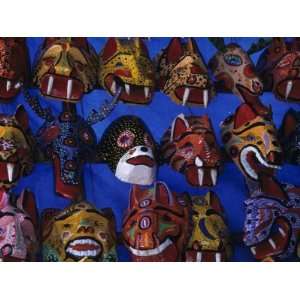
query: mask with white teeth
[
  {"left": 122, "top": 181, "right": 190, "bottom": 262},
  {"left": 221, "top": 103, "right": 283, "bottom": 181},
  {"left": 161, "top": 114, "right": 221, "bottom": 187},
  {"left": 41, "top": 201, "right": 118, "bottom": 262},
  {"left": 156, "top": 38, "right": 215, "bottom": 107},
  {"left": 97, "top": 115, "right": 158, "bottom": 185},
  {"left": 98, "top": 38, "right": 155, "bottom": 104}
]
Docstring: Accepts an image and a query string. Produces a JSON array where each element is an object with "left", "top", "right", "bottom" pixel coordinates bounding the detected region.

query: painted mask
[
  {"left": 185, "top": 191, "right": 231, "bottom": 262},
  {"left": 42, "top": 201, "right": 118, "bottom": 262},
  {"left": 122, "top": 181, "right": 190, "bottom": 262},
  {"left": 97, "top": 115, "right": 158, "bottom": 185},
  {"left": 98, "top": 37, "right": 155, "bottom": 104},
  {"left": 0, "top": 38, "right": 29, "bottom": 101},
  {"left": 33, "top": 37, "right": 98, "bottom": 102},
  {"left": 156, "top": 37, "right": 215, "bottom": 107},
  {"left": 161, "top": 114, "right": 221, "bottom": 187},
  {"left": 244, "top": 174, "right": 300, "bottom": 261},
  {"left": 221, "top": 103, "right": 283, "bottom": 181},
  {"left": 279, "top": 108, "right": 300, "bottom": 164},
  {"left": 0, "top": 189, "right": 38, "bottom": 261},
  {"left": 257, "top": 38, "right": 300, "bottom": 102},
  {"left": 0, "top": 105, "right": 34, "bottom": 190}
]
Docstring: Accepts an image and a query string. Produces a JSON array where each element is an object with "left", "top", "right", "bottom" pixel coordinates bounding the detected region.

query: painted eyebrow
[
  {"left": 233, "top": 122, "right": 267, "bottom": 135},
  {"left": 54, "top": 209, "right": 80, "bottom": 221}
]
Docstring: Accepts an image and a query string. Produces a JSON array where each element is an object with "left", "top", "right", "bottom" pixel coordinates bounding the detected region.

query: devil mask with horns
[
  {"left": 156, "top": 37, "right": 215, "bottom": 107},
  {"left": 161, "top": 114, "right": 221, "bottom": 187},
  {"left": 122, "top": 181, "right": 190, "bottom": 262}
]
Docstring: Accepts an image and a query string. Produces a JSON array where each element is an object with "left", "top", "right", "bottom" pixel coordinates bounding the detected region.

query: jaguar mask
[
  {"left": 98, "top": 37, "right": 155, "bottom": 104},
  {"left": 156, "top": 37, "right": 215, "bottom": 107},
  {"left": 0, "top": 105, "right": 34, "bottom": 190},
  {"left": 42, "top": 201, "right": 118, "bottom": 262},
  {"left": 244, "top": 174, "right": 300, "bottom": 261},
  {"left": 97, "top": 115, "right": 158, "bottom": 185},
  {"left": 33, "top": 37, "right": 98, "bottom": 102},
  {"left": 161, "top": 114, "right": 221, "bottom": 187},
  {"left": 221, "top": 103, "right": 282, "bottom": 181},
  {"left": 185, "top": 191, "right": 231, "bottom": 262},
  {"left": 279, "top": 108, "right": 300, "bottom": 164},
  {"left": 122, "top": 181, "right": 190, "bottom": 262},
  {"left": 0, "top": 189, "right": 38, "bottom": 261},
  {"left": 0, "top": 38, "right": 30, "bottom": 101}
]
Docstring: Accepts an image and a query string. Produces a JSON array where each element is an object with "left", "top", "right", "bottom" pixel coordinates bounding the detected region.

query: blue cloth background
[{"left": 3, "top": 37, "right": 300, "bottom": 262}]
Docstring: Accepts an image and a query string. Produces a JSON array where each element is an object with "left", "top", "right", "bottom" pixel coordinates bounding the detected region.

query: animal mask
[
  {"left": 279, "top": 108, "right": 300, "bottom": 164},
  {"left": 0, "top": 105, "right": 35, "bottom": 190},
  {"left": 244, "top": 174, "right": 300, "bottom": 261},
  {"left": 122, "top": 182, "right": 190, "bottom": 262},
  {"left": 185, "top": 191, "right": 231, "bottom": 262},
  {"left": 0, "top": 38, "right": 30, "bottom": 101},
  {"left": 97, "top": 115, "right": 158, "bottom": 185},
  {"left": 33, "top": 37, "right": 98, "bottom": 102},
  {"left": 0, "top": 189, "right": 38, "bottom": 261},
  {"left": 156, "top": 37, "right": 215, "bottom": 107},
  {"left": 42, "top": 201, "right": 118, "bottom": 262},
  {"left": 161, "top": 114, "right": 221, "bottom": 187},
  {"left": 98, "top": 38, "right": 155, "bottom": 104},
  {"left": 221, "top": 103, "right": 282, "bottom": 181},
  {"left": 257, "top": 38, "right": 300, "bottom": 102}
]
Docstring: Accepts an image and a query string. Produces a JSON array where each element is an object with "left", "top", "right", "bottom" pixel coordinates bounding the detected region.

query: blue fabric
[{"left": 4, "top": 38, "right": 300, "bottom": 262}]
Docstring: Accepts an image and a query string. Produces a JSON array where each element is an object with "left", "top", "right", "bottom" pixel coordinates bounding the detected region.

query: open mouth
[
  {"left": 127, "top": 155, "right": 155, "bottom": 167},
  {"left": 40, "top": 74, "right": 84, "bottom": 102},
  {"left": 185, "top": 166, "right": 218, "bottom": 187},
  {"left": 65, "top": 237, "right": 102, "bottom": 260},
  {"left": 236, "top": 84, "right": 262, "bottom": 102},
  {"left": 0, "top": 162, "right": 21, "bottom": 184},
  {"left": 240, "top": 146, "right": 281, "bottom": 180},
  {"left": 0, "top": 77, "right": 22, "bottom": 100},
  {"left": 185, "top": 250, "right": 226, "bottom": 262},
  {"left": 276, "top": 79, "right": 300, "bottom": 101},
  {"left": 105, "top": 74, "right": 152, "bottom": 104},
  {"left": 174, "top": 86, "right": 209, "bottom": 107}
]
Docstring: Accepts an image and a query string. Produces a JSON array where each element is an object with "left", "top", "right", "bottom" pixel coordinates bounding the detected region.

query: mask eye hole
[
  {"left": 117, "top": 130, "right": 135, "bottom": 149},
  {"left": 224, "top": 54, "right": 242, "bottom": 66},
  {"left": 115, "top": 62, "right": 124, "bottom": 67},
  {"left": 63, "top": 223, "right": 72, "bottom": 229}
]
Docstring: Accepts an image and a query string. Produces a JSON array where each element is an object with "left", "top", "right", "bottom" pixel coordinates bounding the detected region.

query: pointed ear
[
  {"left": 269, "top": 38, "right": 286, "bottom": 54},
  {"left": 201, "top": 115, "right": 212, "bottom": 130},
  {"left": 101, "top": 207, "right": 115, "bottom": 220},
  {"left": 167, "top": 38, "right": 184, "bottom": 63},
  {"left": 0, "top": 190, "right": 9, "bottom": 210},
  {"left": 171, "top": 114, "right": 189, "bottom": 141},
  {"left": 134, "top": 38, "right": 149, "bottom": 56},
  {"left": 187, "top": 38, "right": 199, "bottom": 54},
  {"left": 102, "top": 37, "right": 119, "bottom": 61},
  {"left": 155, "top": 181, "right": 173, "bottom": 206},
  {"left": 281, "top": 109, "right": 298, "bottom": 138},
  {"left": 129, "top": 185, "right": 144, "bottom": 208},
  {"left": 206, "top": 191, "right": 223, "bottom": 213},
  {"left": 15, "top": 105, "right": 29, "bottom": 130},
  {"left": 234, "top": 104, "right": 258, "bottom": 129}
]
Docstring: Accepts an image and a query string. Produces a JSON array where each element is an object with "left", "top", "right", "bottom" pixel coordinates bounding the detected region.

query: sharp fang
[
  {"left": 196, "top": 252, "right": 202, "bottom": 262},
  {"left": 182, "top": 88, "right": 190, "bottom": 106},
  {"left": 14, "top": 82, "right": 22, "bottom": 89},
  {"left": 250, "top": 247, "right": 256, "bottom": 255},
  {"left": 215, "top": 252, "right": 221, "bottom": 262},
  {"left": 6, "top": 80, "right": 11, "bottom": 92},
  {"left": 268, "top": 238, "right": 276, "bottom": 250},
  {"left": 195, "top": 157, "right": 203, "bottom": 167},
  {"left": 67, "top": 79, "right": 73, "bottom": 99},
  {"left": 278, "top": 227, "right": 286, "bottom": 237},
  {"left": 198, "top": 168, "right": 204, "bottom": 186},
  {"left": 7, "top": 163, "right": 14, "bottom": 183},
  {"left": 211, "top": 169, "right": 217, "bottom": 186},
  {"left": 47, "top": 76, "right": 54, "bottom": 95},
  {"left": 144, "top": 87, "right": 150, "bottom": 98},
  {"left": 203, "top": 89, "right": 208, "bottom": 108},
  {"left": 111, "top": 80, "right": 117, "bottom": 94},
  {"left": 125, "top": 84, "right": 130, "bottom": 95},
  {"left": 285, "top": 80, "right": 293, "bottom": 99}
]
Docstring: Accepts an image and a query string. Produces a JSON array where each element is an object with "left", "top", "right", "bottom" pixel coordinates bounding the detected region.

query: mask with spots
[
  {"left": 160, "top": 114, "right": 221, "bottom": 187},
  {"left": 41, "top": 201, "right": 118, "bottom": 262},
  {"left": 156, "top": 37, "right": 215, "bottom": 107},
  {"left": 122, "top": 181, "right": 190, "bottom": 261},
  {"left": 97, "top": 115, "right": 158, "bottom": 185},
  {"left": 185, "top": 191, "right": 231, "bottom": 262},
  {"left": 98, "top": 37, "right": 155, "bottom": 104},
  {"left": 221, "top": 103, "right": 283, "bottom": 181}
]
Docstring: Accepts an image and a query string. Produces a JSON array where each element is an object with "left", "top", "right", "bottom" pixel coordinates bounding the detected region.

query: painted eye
[
  {"left": 224, "top": 54, "right": 242, "bottom": 66},
  {"left": 115, "top": 62, "right": 124, "bottom": 67},
  {"left": 0, "top": 227, "right": 5, "bottom": 235},
  {"left": 144, "top": 133, "right": 154, "bottom": 148},
  {"left": 117, "top": 130, "right": 135, "bottom": 148},
  {"left": 246, "top": 134, "right": 256, "bottom": 142}
]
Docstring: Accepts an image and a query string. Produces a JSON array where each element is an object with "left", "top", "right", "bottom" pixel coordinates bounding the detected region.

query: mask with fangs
[
  {"left": 185, "top": 191, "right": 231, "bottom": 262},
  {"left": 160, "top": 114, "right": 221, "bottom": 187},
  {"left": 33, "top": 37, "right": 98, "bottom": 102},
  {"left": 0, "top": 38, "right": 30, "bottom": 102},
  {"left": 122, "top": 181, "right": 190, "bottom": 262},
  {"left": 257, "top": 38, "right": 300, "bottom": 102},
  {"left": 41, "top": 201, "right": 118, "bottom": 262},
  {"left": 0, "top": 189, "right": 38, "bottom": 261},
  {"left": 221, "top": 103, "right": 283, "bottom": 181},
  {"left": 244, "top": 174, "right": 300, "bottom": 261},
  {"left": 97, "top": 115, "right": 158, "bottom": 185},
  {"left": 98, "top": 37, "right": 155, "bottom": 104},
  {"left": 156, "top": 37, "right": 215, "bottom": 107}
]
